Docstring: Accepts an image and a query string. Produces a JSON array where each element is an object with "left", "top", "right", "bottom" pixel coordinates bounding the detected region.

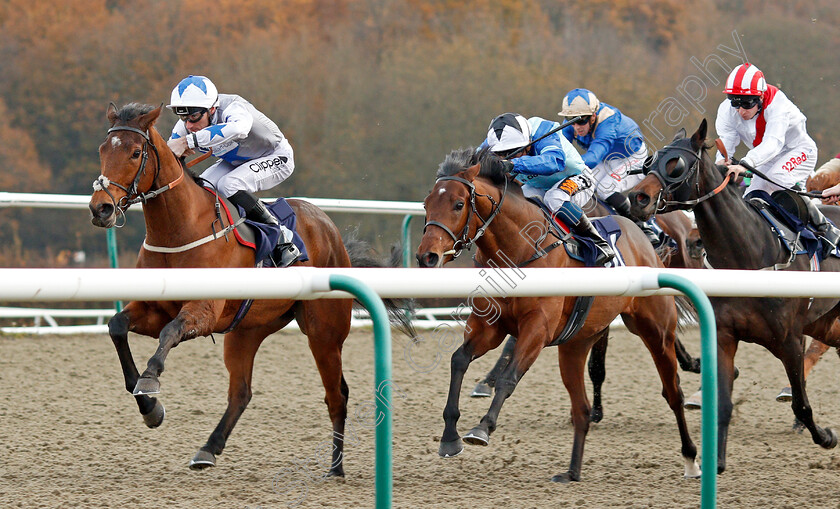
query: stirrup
[{"left": 272, "top": 242, "right": 301, "bottom": 268}]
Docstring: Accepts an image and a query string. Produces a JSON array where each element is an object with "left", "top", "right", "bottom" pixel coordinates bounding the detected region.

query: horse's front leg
[
  {"left": 715, "top": 334, "right": 739, "bottom": 474},
  {"left": 108, "top": 301, "right": 170, "bottom": 427},
  {"left": 462, "top": 311, "right": 548, "bottom": 449},
  {"left": 135, "top": 300, "right": 224, "bottom": 396},
  {"left": 587, "top": 328, "right": 609, "bottom": 423},
  {"left": 470, "top": 335, "right": 517, "bottom": 398},
  {"left": 439, "top": 316, "right": 506, "bottom": 458}
]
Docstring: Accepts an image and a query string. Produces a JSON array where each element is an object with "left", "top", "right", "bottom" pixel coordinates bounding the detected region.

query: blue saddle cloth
[
  {"left": 232, "top": 198, "right": 309, "bottom": 266},
  {"left": 745, "top": 190, "right": 821, "bottom": 260},
  {"left": 564, "top": 216, "right": 625, "bottom": 267}
]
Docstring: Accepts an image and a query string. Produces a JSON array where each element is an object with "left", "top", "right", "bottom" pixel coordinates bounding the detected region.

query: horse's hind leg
[
  {"left": 552, "top": 338, "right": 594, "bottom": 483},
  {"left": 777, "top": 338, "right": 831, "bottom": 404},
  {"left": 627, "top": 303, "right": 700, "bottom": 478},
  {"left": 298, "top": 299, "right": 353, "bottom": 477},
  {"left": 674, "top": 337, "right": 701, "bottom": 373},
  {"left": 470, "top": 335, "right": 517, "bottom": 398},
  {"left": 587, "top": 328, "right": 609, "bottom": 423},
  {"left": 191, "top": 328, "right": 268, "bottom": 470},
  {"left": 108, "top": 302, "right": 168, "bottom": 428},
  {"left": 439, "top": 318, "right": 506, "bottom": 458}
]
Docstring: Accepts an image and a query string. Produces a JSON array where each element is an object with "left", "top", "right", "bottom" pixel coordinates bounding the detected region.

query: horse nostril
[
  {"left": 416, "top": 252, "right": 439, "bottom": 268},
  {"left": 90, "top": 202, "right": 114, "bottom": 220},
  {"left": 634, "top": 193, "right": 650, "bottom": 208}
]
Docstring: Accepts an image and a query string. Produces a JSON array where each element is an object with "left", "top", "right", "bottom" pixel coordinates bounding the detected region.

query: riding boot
[
  {"left": 570, "top": 214, "right": 615, "bottom": 266},
  {"left": 228, "top": 190, "right": 279, "bottom": 226},
  {"left": 804, "top": 198, "right": 840, "bottom": 257},
  {"left": 271, "top": 240, "right": 301, "bottom": 268},
  {"left": 605, "top": 192, "right": 662, "bottom": 247}
]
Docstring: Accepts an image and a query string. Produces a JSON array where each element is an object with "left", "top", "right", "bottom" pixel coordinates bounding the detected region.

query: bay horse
[
  {"left": 90, "top": 103, "right": 412, "bottom": 473},
  {"left": 415, "top": 148, "right": 699, "bottom": 482},
  {"left": 470, "top": 206, "right": 704, "bottom": 425},
  {"left": 627, "top": 119, "right": 840, "bottom": 473}
]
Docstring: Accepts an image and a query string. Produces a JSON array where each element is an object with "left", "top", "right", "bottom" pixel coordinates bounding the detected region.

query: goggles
[
  {"left": 572, "top": 116, "right": 591, "bottom": 125},
  {"left": 728, "top": 95, "right": 760, "bottom": 110},
  {"left": 174, "top": 106, "right": 208, "bottom": 123}
]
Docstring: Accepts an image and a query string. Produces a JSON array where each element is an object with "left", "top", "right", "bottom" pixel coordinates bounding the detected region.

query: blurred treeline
[{"left": 0, "top": 0, "right": 838, "bottom": 267}]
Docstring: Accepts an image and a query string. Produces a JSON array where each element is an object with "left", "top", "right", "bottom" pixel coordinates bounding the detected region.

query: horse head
[
  {"left": 628, "top": 119, "right": 712, "bottom": 221},
  {"left": 90, "top": 103, "right": 167, "bottom": 227},
  {"left": 416, "top": 147, "right": 513, "bottom": 268}
]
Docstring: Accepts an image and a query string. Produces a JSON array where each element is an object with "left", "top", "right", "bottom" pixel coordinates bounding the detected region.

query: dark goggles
[
  {"left": 572, "top": 116, "right": 591, "bottom": 125},
  {"left": 174, "top": 106, "right": 208, "bottom": 122},
  {"left": 728, "top": 95, "right": 760, "bottom": 109}
]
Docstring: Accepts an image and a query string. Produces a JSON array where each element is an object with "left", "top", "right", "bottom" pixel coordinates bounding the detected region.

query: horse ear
[
  {"left": 136, "top": 104, "right": 163, "bottom": 131},
  {"left": 690, "top": 119, "right": 708, "bottom": 150},
  {"left": 106, "top": 102, "right": 119, "bottom": 126},
  {"left": 463, "top": 163, "right": 480, "bottom": 182},
  {"left": 672, "top": 128, "right": 686, "bottom": 142}
]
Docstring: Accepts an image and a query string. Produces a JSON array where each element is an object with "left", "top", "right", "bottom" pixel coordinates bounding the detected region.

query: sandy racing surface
[{"left": 2, "top": 327, "right": 840, "bottom": 508}]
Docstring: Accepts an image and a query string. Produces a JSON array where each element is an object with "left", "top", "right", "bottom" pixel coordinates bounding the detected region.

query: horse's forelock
[
  {"left": 114, "top": 103, "right": 156, "bottom": 124},
  {"left": 436, "top": 147, "right": 478, "bottom": 178}
]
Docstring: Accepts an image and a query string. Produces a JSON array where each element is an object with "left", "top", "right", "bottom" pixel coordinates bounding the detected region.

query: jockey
[
  {"left": 166, "top": 75, "right": 300, "bottom": 266},
  {"left": 558, "top": 88, "right": 660, "bottom": 245},
  {"left": 480, "top": 112, "right": 614, "bottom": 265},
  {"left": 715, "top": 63, "right": 839, "bottom": 254}
]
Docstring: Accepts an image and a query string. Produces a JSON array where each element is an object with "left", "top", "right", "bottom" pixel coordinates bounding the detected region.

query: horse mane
[
  {"left": 112, "top": 102, "right": 156, "bottom": 124},
  {"left": 436, "top": 146, "right": 509, "bottom": 185}
]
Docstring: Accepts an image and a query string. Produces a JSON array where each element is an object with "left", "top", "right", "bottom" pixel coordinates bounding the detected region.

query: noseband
[
  {"left": 423, "top": 175, "right": 507, "bottom": 259},
  {"left": 645, "top": 140, "right": 730, "bottom": 211},
  {"left": 93, "top": 125, "right": 183, "bottom": 226}
]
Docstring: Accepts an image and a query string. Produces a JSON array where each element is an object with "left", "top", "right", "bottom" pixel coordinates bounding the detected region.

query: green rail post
[
  {"left": 106, "top": 229, "right": 123, "bottom": 312},
  {"left": 401, "top": 215, "right": 413, "bottom": 268},
  {"left": 328, "top": 275, "right": 393, "bottom": 509},
  {"left": 658, "top": 273, "right": 717, "bottom": 509}
]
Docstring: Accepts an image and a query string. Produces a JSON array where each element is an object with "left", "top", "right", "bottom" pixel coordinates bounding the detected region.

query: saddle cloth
[
  {"left": 203, "top": 187, "right": 309, "bottom": 266},
  {"left": 745, "top": 190, "right": 824, "bottom": 261},
  {"left": 561, "top": 216, "right": 626, "bottom": 268}
]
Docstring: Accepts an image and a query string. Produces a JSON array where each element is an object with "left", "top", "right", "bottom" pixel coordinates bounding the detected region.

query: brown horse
[
  {"left": 90, "top": 103, "right": 411, "bottom": 473},
  {"left": 415, "top": 148, "right": 698, "bottom": 482},
  {"left": 627, "top": 119, "right": 840, "bottom": 473}
]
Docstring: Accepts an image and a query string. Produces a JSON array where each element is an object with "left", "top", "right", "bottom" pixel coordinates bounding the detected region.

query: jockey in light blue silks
[
  {"left": 479, "top": 113, "right": 614, "bottom": 265},
  {"left": 559, "top": 88, "right": 661, "bottom": 245}
]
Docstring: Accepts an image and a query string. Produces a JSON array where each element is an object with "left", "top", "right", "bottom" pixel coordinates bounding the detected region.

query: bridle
[
  {"left": 423, "top": 174, "right": 508, "bottom": 259},
  {"left": 93, "top": 125, "right": 184, "bottom": 227},
  {"left": 644, "top": 139, "right": 730, "bottom": 211}
]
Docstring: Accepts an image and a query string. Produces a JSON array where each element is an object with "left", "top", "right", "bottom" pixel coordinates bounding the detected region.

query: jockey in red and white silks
[{"left": 715, "top": 63, "right": 818, "bottom": 195}]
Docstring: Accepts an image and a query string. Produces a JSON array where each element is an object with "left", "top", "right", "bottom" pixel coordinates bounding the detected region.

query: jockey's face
[
  {"left": 736, "top": 103, "right": 760, "bottom": 121},
  {"left": 184, "top": 107, "right": 215, "bottom": 132},
  {"left": 572, "top": 116, "right": 594, "bottom": 137}
]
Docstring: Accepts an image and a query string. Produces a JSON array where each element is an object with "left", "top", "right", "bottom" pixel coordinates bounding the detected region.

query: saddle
[
  {"left": 745, "top": 190, "right": 828, "bottom": 267},
  {"left": 202, "top": 187, "right": 309, "bottom": 266}
]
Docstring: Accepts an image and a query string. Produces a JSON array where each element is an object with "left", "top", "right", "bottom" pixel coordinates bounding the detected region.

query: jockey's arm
[
  {"left": 580, "top": 123, "right": 617, "bottom": 168},
  {"left": 511, "top": 146, "right": 567, "bottom": 176},
  {"left": 714, "top": 101, "right": 740, "bottom": 163},
  {"left": 740, "top": 110, "right": 788, "bottom": 168},
  {"left": 183, "top": 102, "right": 255, "bottom": 151}
]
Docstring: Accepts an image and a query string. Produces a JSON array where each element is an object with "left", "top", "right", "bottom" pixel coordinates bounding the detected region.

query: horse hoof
[
  {"left": 776, "top": 386, "right": 792, "bottom": 402},
  {"left": 134, "top": 377, "right": 161, "bottom": 396},
  {"left": 821, "top": 427, "right": 838, "bottom": 449},
  {"left": 462, "top": 427, "right": 490, "bottom": 446},
  {"left": 590, "top": 406, "right": 603, "bottom": 423},
  {"left": 141, "top": 398, "right": 165, "bottom": 428},
  {"left": 189, "top": 449, "right": 217, "bottom": 470},
  {"left": 470, "top": 381, "right": 492, "bottom": 398},
  {"left": 551, "top": 471, "right": 579, "bottom": 483},
  {"left": 438, "top": 438, "right": 464, "bottom": 458},
  {"left": 684, "top": 390, "right": 702, "bottom": 410},
  {"left": 325, "top": 468, "right": 345, "bottom": 478}
]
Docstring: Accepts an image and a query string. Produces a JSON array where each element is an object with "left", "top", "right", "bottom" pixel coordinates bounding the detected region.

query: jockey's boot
[
  {"left": 229, "top": 190, "right": 279, "bottom": 226},
  {"left": 606, "top": 192, "right": 662, "bottom": 247},
  {"left": 805, "top": 198, "right": 840, "bottom": 257},
  {"left": 570, "top": 214, "right": 615, "bottom": 266},
  {"left": 272, "top": 240, "right": 301, "bottom": 268}
]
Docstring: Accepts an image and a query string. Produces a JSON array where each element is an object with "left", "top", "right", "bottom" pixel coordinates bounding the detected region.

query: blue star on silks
[
  {"left": 178, "top": 75, "right": 207, "bottom": 95},
  {"left": 205, "top": 124, "right": 226, "bottom": 140},
  {"left": 220, "top": 146, "right": 250, "bottom": 163}
]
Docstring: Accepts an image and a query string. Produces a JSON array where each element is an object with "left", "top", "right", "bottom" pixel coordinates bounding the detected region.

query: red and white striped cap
[{"left": 723, "top": 63, "right": 767, "bottom": 96}]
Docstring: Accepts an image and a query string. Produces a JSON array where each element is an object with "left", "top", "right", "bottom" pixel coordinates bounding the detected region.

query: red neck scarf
[{"left": 753, "top": 85, "right": 778, "bottom": 147}]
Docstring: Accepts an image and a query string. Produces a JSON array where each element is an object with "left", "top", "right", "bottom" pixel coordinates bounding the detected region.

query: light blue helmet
[{"left": 559, "top": 88, "right": 600, "bottom": 117}]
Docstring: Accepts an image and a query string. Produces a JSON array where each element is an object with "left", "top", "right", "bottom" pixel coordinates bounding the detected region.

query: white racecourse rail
[{"left": 2, "top": 267, "right": 840, "bottom": 302}]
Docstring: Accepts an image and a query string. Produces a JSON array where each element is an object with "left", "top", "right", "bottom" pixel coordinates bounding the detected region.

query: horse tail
[
  {"left": 343, "top": 232, "right": 418, "bottom": 340},
  {"left": 675, "top": 294, "right": 698, "bottom": 331}
]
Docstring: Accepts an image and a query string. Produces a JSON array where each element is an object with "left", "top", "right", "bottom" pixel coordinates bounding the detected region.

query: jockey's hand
[
  {"left": 822, "top": 183, "right": 840, "bottom": 205},
  {"left": 167, "top": 137, "right": 193, "bottom": 158},
  {"left": 726, "top": 164, "right": 748, "bottom": 183},
  {"left": 500, "top": 160, "right": 516, "bottom": 174},
  {"left": 716, "top": 158, "right": 731, "bottom": 166}
]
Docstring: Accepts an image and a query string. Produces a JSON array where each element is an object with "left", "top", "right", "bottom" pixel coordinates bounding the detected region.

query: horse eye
[
  {"left": 454, "top": 201, "right": 464, "bottom": 211},
  {"left": 131, "top": 149, "right": 142, "bottom": 159}
]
